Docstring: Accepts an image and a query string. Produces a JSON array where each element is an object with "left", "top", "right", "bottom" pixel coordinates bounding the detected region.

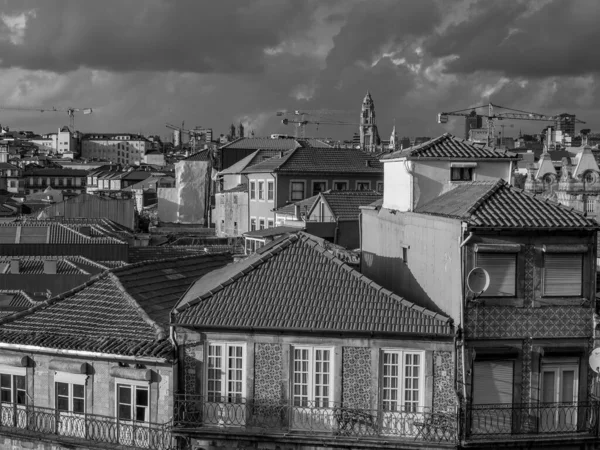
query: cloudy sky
[{"left": 0, "top": 0, "right": 598, "bottom": 142}]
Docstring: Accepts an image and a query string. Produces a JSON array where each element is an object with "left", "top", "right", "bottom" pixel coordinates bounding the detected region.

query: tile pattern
[
  {"left": 320, "top": 190, "right": 383, "bottom": 221},
  {"left": 521, "top": 339, "right": 532, "bottom": 405},
  {"left": 1, "top": 257, "right": 88, "bottom": 275},
  {"left": 433, "top": 351, "right": 456, "bottom": 413},
  {"left": 416, "top": 179, "right": 597, "bottom": 229},
  {"left": 342, "top": 347, "right": 371, "bottom": 409},
  {"left": 466, "top": 306, "right": 591, "bottom": 339},
  {"left": 0, "top": 222, "right": 125, "bottom": 244},
  {"left": 382, "top": 133, "right": 518, "bottom": 160},
  {"left": 524, "top": 245, "right": 535, "bottom": 307},
  {"left": 254, "top": 343, "right": 283, "bottom": 404},
  {"left": 175, "top": 233, "right": 453, "bottom": 336}
]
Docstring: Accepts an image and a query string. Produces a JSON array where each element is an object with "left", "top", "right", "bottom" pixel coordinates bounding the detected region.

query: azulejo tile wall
[
  {"left": 433, "top": 351, "right": 457, "bottom": 412},
  {"left": 254, "top": 343, "right": 283, "bottom": 404},
  {"left": 466, "top": 306, "right": 591, "bottom": 339},
  {"left": 183, "top": 341, "right": 202, "bottom": 395},
  {"left": 342, "top": 347, "right": 371, "bottom": 409}
]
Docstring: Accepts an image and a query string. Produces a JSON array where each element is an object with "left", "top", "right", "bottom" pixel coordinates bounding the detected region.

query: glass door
[{"left": 540, "top": 363, "right": 578, "bottom": 432}]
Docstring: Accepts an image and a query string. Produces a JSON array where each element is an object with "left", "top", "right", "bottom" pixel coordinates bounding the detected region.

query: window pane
[
  {"left": 0, "top": 374, "right": 10, "bottom": 389},
  {"left": 544, "top": 254, "right": 583, "bottom": 296},
  {"left": 73, "top": 384, "right": 85, "bottom": 399},
  {"left": 136, "top": 406, "right": 147, "bottom": 422},
  {"left": 136, "top": 388, "right": 149, "bottom": 407},
  {"left": 15, "top": 376, "right": 25, "bottom": 390},
  {"left": 1, "top": 389, "right": 11, "bottom": 403},
  {"left": 119, "top": 404, "right": 132, "bottom": 421},
  {"left": 477, "top": 253, "right": 516, "bottom": 297},
  {"left": 56, "top": 382, "right": 69, "bottom": 397},
  {"left": 73, "top": 398, "right": 85, "bottom": 414},
  {"left": 119, "top": 386, "right": 132, "bottom": 405},
  {"left": 57, "top": 396, "right": 69, "bottom": 411}
]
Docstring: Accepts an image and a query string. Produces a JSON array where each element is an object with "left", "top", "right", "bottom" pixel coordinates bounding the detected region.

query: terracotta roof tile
[
  {"left": 318, "top": 190, "right": 382, "bottom": 221},
  {"left": 220, "top": 137, "right": 330, "bottom": 151},
  {"left": 174, "top": 233, "right": 452, "bottom": 336},
  {"left": 382, "top": 133, "right": 520, "bottom": 160},
  {"left": 415, "top": 180, "right": 599, "bottom": 229}
]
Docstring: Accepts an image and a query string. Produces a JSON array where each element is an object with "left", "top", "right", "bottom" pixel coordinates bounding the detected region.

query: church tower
[
  {"left": 238, "top": 122, "right": 245, "bottom": 139},
  {"left": 359, "top": 92, "right": 380, "bottom": 152},
  {"left": 389, "top": 124, "right": 398, "bottom": 150}
]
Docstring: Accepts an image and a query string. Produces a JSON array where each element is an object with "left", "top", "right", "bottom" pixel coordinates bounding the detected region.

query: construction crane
[
  {"left": 0, "top": 105, "right": 92, "bottom": 130},
  {"left": 437, "top": 102, "right": 586, "bottom": 146},
  {"left": 276, "top": 110, "right": 358, "bottom": 138}
]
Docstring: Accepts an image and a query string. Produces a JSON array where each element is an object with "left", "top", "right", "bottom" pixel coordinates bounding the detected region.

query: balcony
[
  {"left": 465, "top": 402, "right": 599, "bottom": 442},
  {"left": 0, "top": 403, "right": 174, "bottom": 450},
  {"left": 173, "top": 395, "right": 457, "bottom": 446}
]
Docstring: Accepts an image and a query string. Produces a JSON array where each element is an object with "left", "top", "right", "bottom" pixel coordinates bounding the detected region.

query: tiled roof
[
  {"left": 0, "top": 257, "right": 89, "bottom": 275},
  {"left": 242, "top": 147, "right": 384, "bottom": 174},
  {"left": 221, "top": 183, "right": 247, "bottom": 194},
  {"left": 382, "top": 133, "right": 520, "bottom": 160},
  {"left": 0, "top": 254, "right": 232, "bottom": 360},
  {"left": 122, "top": 176, "right": 174, "bottom": 191},
  {"left": 0, "top": 290, "right": 35, "bottom": 312},
  {"left": 274, "top": 195, "right": 319, "bottom": 216},
  {"left": 128, "top": 246, "right": 211, "bottom": 263},
  {"left": 318, "top": 190, "right": 383, "bottom": 221},
  {"left": 0, "top": 221, "right": 126, "bottom": 244},
  {"left": 183, "top": 150, "right": 211, "bottom": 161},
  {"left": 243, "top": 226, "right": 299, "bottom": 238},
  {"left": 415, "top": 180, "right": 599, "bottom": 229},
  {"left": 22, "top": 168, "right": 88, "bottom": 176},
  {"left": 174, "top": 233, "right": 452, "bottom": 336},
  {"left": 220, "top": 137, "right": 330, "bottom": 151}
]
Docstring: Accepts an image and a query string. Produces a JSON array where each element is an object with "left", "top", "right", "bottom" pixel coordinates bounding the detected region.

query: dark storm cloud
[
  {"left": 0, "top": 0, "right": 314, "bottom": 73},
  {"left": 425, "top": 0, "right": 600, "bottom": 77}
]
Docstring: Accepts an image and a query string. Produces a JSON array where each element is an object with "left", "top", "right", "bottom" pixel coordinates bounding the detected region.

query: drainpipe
[
  {"left": 459, "top": 225, "right": 472, "bottom": 404},
  {"left": 358, "top": 212, "right": 363, "bottom": 273}
]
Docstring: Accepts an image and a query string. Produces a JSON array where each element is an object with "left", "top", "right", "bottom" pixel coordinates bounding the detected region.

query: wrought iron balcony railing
[
  {"left": 173, "top": 395, "right": 457, "bottom": 443},
  {"left": 0, "top": 403, "right": 174, "bottom": 450},
  {"left": 466, "top": 402, "right": 599, "bottom": 439}
]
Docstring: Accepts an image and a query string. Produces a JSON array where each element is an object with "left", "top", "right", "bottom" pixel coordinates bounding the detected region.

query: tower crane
[
  {"left": 437, "top": 102, "right": 586, "bottom": 146},
  {"left": 0, "top": 105, "right": 93, "bottom": 130},
  {"left": 276, "top": 110, "right": 358, "bottom": 138}
]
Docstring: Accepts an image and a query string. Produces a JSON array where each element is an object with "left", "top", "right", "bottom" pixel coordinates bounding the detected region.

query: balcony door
[
  {"left": 471, "top": 360, "right": 514, "bottom": 436},
  {"left": 540, "top": 361, "right": 578, "bottom": 432}
]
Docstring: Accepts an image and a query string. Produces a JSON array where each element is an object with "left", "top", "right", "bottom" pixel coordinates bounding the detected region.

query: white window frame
[
  {"left": 267, "top": 180, "right": 274, "bottom": 201},
  {"left": 250, "top": 217, "right": 257, "bottom": 232},
  {"left": 376, "top": 181, "right": 384, "bottom": 193},
  {"left": 311, "top": 180, "right": 328, "bottom": 196},
  {"left": 249, "top": 180, "right": 256, "bottom": 201},
  {"left": 0, "top": 365, "right": 26, "bottom": 406},
  {"left": 259, "top": 218, "right": 265, "bottom": 230},
  {"left": 258, "top": 181, "right": 265, "bottom": 201},
  {"left": 114, "top": 377, "right": 151, "bottom": 423},
  {"left": 267, "top": 218, "right": 274, "bottom": 228},
  {"left": 54, "top": 372, "right": 87, "bottom": 416},
  {"left": 205, "top": 342, "right": 247, "bottom": 403},
  {"left": 542, "top": 253, "right": 583, "bottom": 297},
  {"left": 332, "top": 180, "right": 349, "bottom": 191},
  {"left": 380, "top": 349, "right": 425, "bottom": 413},
  {"left": 355, "top": 180, "right": 371, "bottom": 191},
  {"left": 291, "top": 346, "right": 334, "bottom": 408},
  {"left": 290, "top": 180, "right": 306, "bottom": 202}
]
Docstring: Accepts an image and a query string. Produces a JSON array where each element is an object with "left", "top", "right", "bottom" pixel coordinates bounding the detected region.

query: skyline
[{"left": 0, "top": 0, "right": 598, "bottom": 140}]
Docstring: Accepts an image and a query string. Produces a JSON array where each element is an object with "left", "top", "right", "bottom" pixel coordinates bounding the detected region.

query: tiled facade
[
  {"left": 254, "top": 343, "right": 283, "bottom": 404},
  {"left": 432, "top": 350, "right": 456, "bottom": 413},
  {"left": 341, "top": 346, "right": 371, "bottom": 409}
]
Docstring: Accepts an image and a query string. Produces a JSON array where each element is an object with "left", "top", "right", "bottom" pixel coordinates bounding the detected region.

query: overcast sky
[{"left": 0, "top": 0, "right": 598, "bottom": 141}]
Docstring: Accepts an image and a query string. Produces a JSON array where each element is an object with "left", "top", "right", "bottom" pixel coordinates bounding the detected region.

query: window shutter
[
  {"left": 472, "top": 360, "right": 514, "bottom": 405},
  {"left": 476, "top": 253, "right": 516, "bottom": 297},
  {"left": 544, "top": 254, "right": 583, "bottom": 296}
]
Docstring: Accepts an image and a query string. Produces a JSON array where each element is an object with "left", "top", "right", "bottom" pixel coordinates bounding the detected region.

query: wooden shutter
[
  {"left": 472, "top": 360, "right": 514, "bottom": 405},
  {"left": 544, "top": 254, "right": 583, "bottom": 296},
  {"left": 476, "top": 253, "right": 516, "bottom": 297}
]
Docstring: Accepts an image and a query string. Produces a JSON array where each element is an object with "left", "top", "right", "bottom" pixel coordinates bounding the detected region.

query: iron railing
[
  {"left": 466, "top": 402, "right": 599, "bottom": 439},
  {"left": 0, "top": 403, "right": 174, "bottom": 449},
  {"left": 174, "top": 395, "right": 457, "bottom": 443}
]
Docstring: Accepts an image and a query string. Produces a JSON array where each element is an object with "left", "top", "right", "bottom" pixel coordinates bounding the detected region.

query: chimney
[
  {"left": 10, "top": 259, "right": 19, "bottom": 274},
  {"left": 44, "top": 259, "right": 57, "bottom": 275},
  {"left": 294, "top": 204, "right": 301, "bottom": 220},
  {"left": 365, "top": 160, "right": 370, "bottom": 167},
  {"left": 79, "top": 226, "right": 92, "bottom": 236}
]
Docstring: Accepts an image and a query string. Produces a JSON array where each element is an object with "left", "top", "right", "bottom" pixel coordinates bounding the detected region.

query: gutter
[{"left": 0, "top": 343, "right": 170, "bottom": 364}]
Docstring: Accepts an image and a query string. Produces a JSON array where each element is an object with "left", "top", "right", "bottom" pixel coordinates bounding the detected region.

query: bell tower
[{"left": 359, "top": 91, "right": 380, "bottom": 152}]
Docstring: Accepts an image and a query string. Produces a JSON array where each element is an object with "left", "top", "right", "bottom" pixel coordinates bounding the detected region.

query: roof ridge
[{"left": 111, "top": 252, "right": 230, "bottom": 274}]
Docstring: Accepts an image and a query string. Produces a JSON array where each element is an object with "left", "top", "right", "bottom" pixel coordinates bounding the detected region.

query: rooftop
[
  {"left": 317, "top": 190, "right": 383, "bottom": 221},
  {"left": 221, "top": 183, "right": 248, "bottom": 194},
  {"left": 174, "top": 232, "right": 452, "bottom": 336},
  {"left": 0, "top": 220, "right": 127, "bottom": 244},
  {"left": 220, "top": 137, "right": 331, "bottom": 151},
  {"left": 243, "top": 226, "right": 299, "bottom": 238},
  {"left": 415, "top": 180, "right": 599, "bottom": 229},
  {"left": 219, "top": 149, "right": 285, "bottom": 175},
  {"left": 0, "top": 254, "right": 232, "bottom": 360},
  {"left": 274, "top": 195, "right": 319, "bottom": 216},
  {"left": 383, "top": 133, "right": 520, "bottom": 161}
]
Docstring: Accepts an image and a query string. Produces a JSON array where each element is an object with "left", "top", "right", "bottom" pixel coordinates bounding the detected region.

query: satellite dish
[
  {"left": 589, "top": 348, "right": 600, "bottom": 373},
  {"left": 467, "top": 267, "right": 490, "bottom": 295}
]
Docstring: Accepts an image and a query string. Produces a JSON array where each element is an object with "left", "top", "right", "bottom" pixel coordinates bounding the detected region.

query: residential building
[
  {"left": 21, "top": 167, "right": 87, "bottom": 196},
  {"left": 86, "top": 167, "right": 152, "bottom": 194},
  {"left": 359, "top": 91, "right": 381, "bottom": 152},
  {"left": 122, "top": 176, "right": 175, "bottom": 212},
  {"left": 382, "top": 133, "right": 518, "bottom": 212},
  {"left": 362, "top": 153, "right": 599, "bottom": 448},
  {"left": 143, "top": 150, "right": 166, "bottom": 167},
  {"left": 172, "top": 232, "right": 456, "bottom": 450},
  {"left": 0, "top": 144, "right": 22, "bottom": 193},
  {"left": 0, "top": 253, "right": 231, "bottom": 450},
  {"left": 81, "top": 133, "right": 150, "bottom": 165},
  {"left": 29, "top": 127, "right": 77, "bottom": 156},
  {"left": 241, "top": 146, "right": 383, "bottom": 238}
]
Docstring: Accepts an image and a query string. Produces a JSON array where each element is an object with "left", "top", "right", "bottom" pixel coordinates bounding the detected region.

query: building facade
[{"left": 81, "top": 134, "right": 150, "bottom": 165}]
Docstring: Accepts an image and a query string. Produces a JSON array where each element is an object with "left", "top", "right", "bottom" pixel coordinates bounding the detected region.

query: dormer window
[{"left": 451, "top": 167, "right": 473, "bottom": 181}]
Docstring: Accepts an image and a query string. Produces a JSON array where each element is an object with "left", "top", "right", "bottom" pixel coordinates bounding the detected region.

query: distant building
[
  {"left": 81, "top": 133, "right": 150, "bottom": 165},
  {"left": 555, "top": 113, "right": 577, "bottom": 138},
  {"left": 359, "top": 91, "right": 381, "bottom": 152},
  {"left": 21, "top": 167, "right": 87, "bottom": 196},
  {"left": 465, "top": 110, "right": 483, "bottom": 140}
]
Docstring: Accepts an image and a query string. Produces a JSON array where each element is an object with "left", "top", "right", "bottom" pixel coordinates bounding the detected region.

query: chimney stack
[
  {"left": 294, "top": 204, "right": 301, "bottom": 220},
  {"left": 44, "top": 259, "right": 57, "bottom": 275},
  {"left": 10, "top": 259, "right": 19, "bottom": 274}
]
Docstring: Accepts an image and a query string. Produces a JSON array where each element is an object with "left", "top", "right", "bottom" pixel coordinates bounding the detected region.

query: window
[
  {"left": 476, "top": 253, "right": 517, "bottom": 297},
  {"left": 356, "top": 181, "right": 371, "bottom": 191},
  {"left": 267, "top": 180, "right": 274, "bottom": 201},
  {"left": 451, "top": 167, "right": 473, "bottom": 181},
  {"left": 291, "top": 181, "right": 305, "bottom": 201},
  {"left": 471, "top": 360, "right": 514, "bottom": 434},
  {"left": 402, "top": 247, "right": 408, "bottom": 264},
  {"left": 250, "top": 218, "right": 256, "bottom": 232},
  {"left": 333, "top": 181, "right": 348, "bottom": 191},
  {"left": 381, "top": 350, "right": 423, "bottom": 413},
  {"left": 543, "top": 253, "right": 583, "bottom": 296},
  {"left": 117, "top": 384, "right": 149, "bottom": 422},
  {"left": 312, "top": 181, "right": 327, "bottom": 196},
  {"left": 0, "top": 372, "right": 26, "bottom": 406},
  {"left": 586, "top": 197, "right": 595, "bottom": 213},
  {"left": 376, "top": 181, "right": 384, "bottom": 193},
  {"left": 259, "top": 219, "right": 265, "bottom": 230},
  {"left": 56, "top": 381, "right": 85, "bottom": 414},
  {"left": 292, "top": 347, "right": 332, "bottom": 408},
  {"left": 207, "top": 343, "right": 245, "bottom": 403},
  {"left": 267, "top": 219, "right": 274, "bottom": 228},
  {"left": 540, "top": 359, "right": 579, "bottom": 431},
  {"left": 249, "top": 181, "right": 256, "bottom": 200},
  {"left": 258, "top": 181, "right": 265, "bottom": 200}
]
